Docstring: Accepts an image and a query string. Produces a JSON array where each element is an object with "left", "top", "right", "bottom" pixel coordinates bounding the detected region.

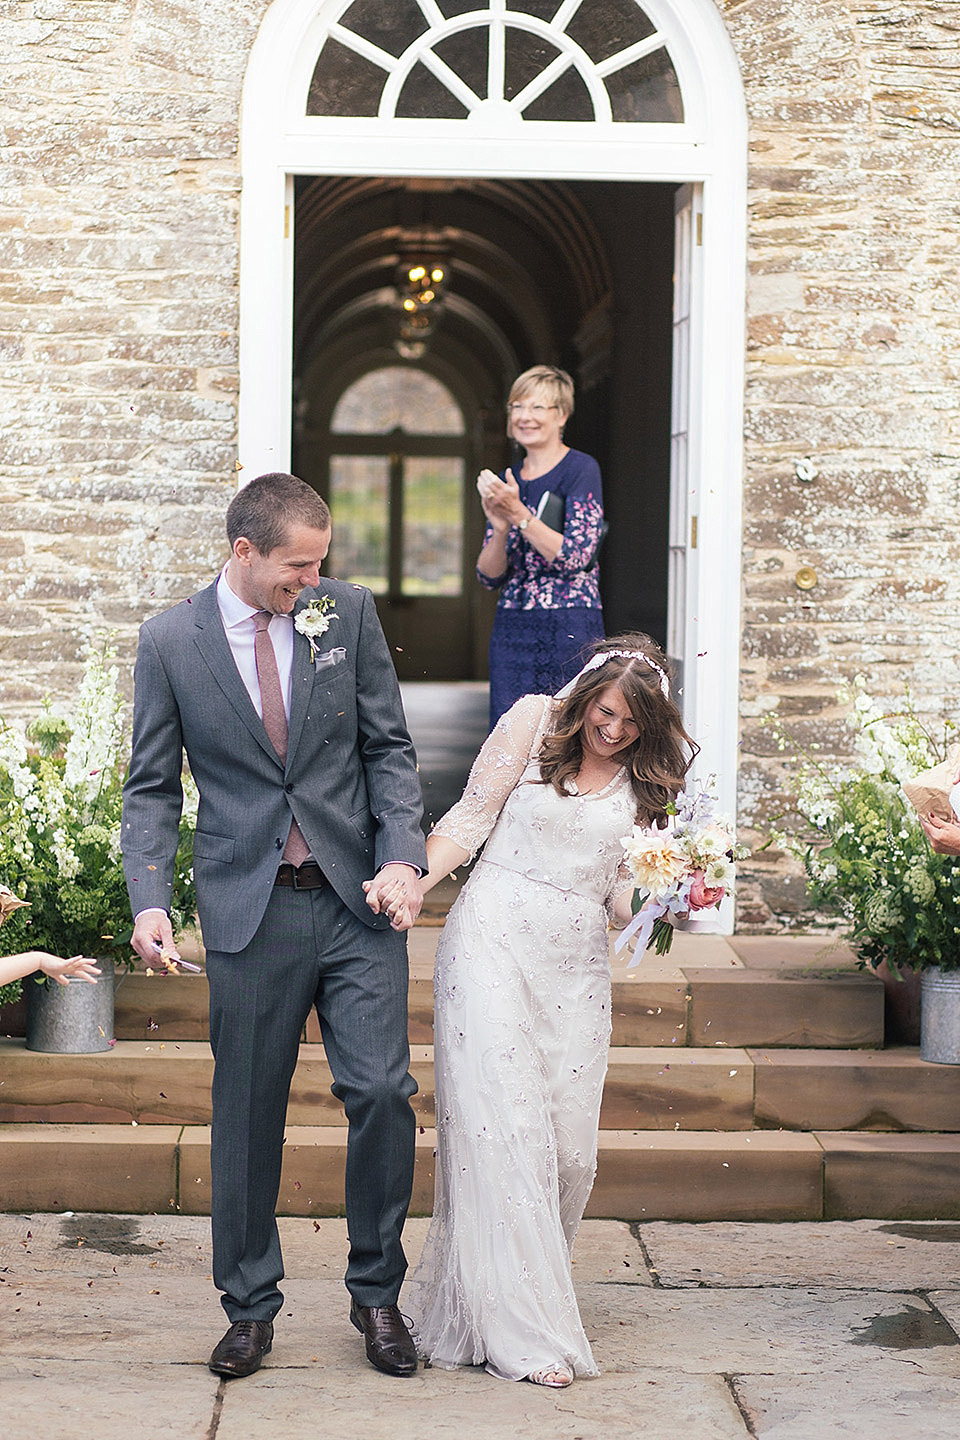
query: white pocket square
[{"left": 314, "top": 646, "right": 347, "bottom": 669}]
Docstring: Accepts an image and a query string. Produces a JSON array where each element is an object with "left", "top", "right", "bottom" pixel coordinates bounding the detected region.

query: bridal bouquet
[{"left": 615, "top": 784, "right": 746, "bottom": 960}]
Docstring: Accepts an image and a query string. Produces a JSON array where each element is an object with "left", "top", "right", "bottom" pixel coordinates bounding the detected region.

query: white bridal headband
[{"left": 555, "top": 649, "right": 671, "bottom": 701}]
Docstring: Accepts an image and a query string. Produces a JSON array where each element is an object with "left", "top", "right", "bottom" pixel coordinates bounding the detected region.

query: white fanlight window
[
  {"left": 305, "top": 0, "right": 684, "bottom": 124},
  {"left": 240, "top": 0, "right": 747, "bottom": 893}
]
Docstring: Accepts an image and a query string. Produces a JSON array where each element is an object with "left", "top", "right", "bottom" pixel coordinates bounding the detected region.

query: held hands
[
  {"left": 363, "top": 864, "right": 424, "bottom": 931},
  {"left": 920, "top": 812, "right": 960, "bottom": 856}
]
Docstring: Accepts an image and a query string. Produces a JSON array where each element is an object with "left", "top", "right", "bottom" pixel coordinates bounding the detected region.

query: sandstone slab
[
  {"left": 1, "top": 1362, "right": 218, "bottom": 1440},
  {"left": 582, "top": 1283, "right": 960, "bottom": 1378},
  {"left": 687, "top": 970, "right": 882, "bottom": 1049},
  {"left": 586, "top": 1130, "right": 823, "bottom": 1222},
  {"left": 641, "top": 1219, "right": 960, "bottom": 1290},
  {"left": 0, "top": 1124, "right": 180, "bottom": 1213},
  {"left": 215, "top": 1364, "right": 747, "bottom": 1440},
  {"left": 820, "top": 1132, "right": 960, "bottom": 1219},
  {"left": 752, "top": 1048, "right": 960, "bottom": 1132},
  {"left": 732, "top": 1372, "right": 960, "bottom": 1440}
]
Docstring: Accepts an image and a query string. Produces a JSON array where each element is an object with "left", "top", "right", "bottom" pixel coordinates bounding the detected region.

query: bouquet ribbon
[
  {"left": 614, "top": 901, "right": 662, "bottom": 956},
  {"left": 614, "top": 888, "right": 691, "bottom": 964}
]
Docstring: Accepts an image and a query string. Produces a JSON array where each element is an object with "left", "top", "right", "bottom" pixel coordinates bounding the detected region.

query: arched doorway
[
  {"left": 238, "top": 0, "right": 747, "bottom": 831},
  {"left": 298, "top": 364, "right": 482, "bottom": 677}
]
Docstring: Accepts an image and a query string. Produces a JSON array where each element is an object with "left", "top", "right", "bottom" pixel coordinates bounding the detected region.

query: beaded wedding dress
[{"left": 405, "top": 693, "right": 636, "bottom": 1381}]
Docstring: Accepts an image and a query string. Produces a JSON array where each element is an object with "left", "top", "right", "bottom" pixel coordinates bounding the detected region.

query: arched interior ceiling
[
  {"left": 293, "top": 175, "right": 614, "bottom": 419},
  {"left": 291, "top": 173, "right": 681, "bottom": 658}
]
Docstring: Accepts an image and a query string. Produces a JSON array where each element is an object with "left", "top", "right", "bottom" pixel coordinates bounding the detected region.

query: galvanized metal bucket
[
  {"left": 920, "top": 967, "right": 960, "bottom": 1065},
  {"left": 25, "top": 966, "right": 115, "bottom": 1053}
]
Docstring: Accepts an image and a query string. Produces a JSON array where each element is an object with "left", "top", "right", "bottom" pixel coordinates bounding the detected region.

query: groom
[{"left": 122, "top": 472, "right": 427, "bottom": 1379}]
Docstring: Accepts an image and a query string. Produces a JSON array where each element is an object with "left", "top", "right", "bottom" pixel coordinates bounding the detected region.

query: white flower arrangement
[
  {"left": 294, "top": 594, "right": 338, "bottom": 662},
  {"left": 0, "top": 639, "right": 198, "bottom": 1009},
  {"left": 770, "top": 677, "right": 960, "bottom": 972}
]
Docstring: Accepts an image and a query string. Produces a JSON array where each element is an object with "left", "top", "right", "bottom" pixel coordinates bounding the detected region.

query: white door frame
[{"left": 238, "top": 0, "right": 747, "bottom": 897}]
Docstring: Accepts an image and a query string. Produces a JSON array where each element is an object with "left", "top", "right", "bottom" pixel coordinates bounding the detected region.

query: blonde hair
[{"left": 507, "top": 365, "right": 574, "bottom": 423}]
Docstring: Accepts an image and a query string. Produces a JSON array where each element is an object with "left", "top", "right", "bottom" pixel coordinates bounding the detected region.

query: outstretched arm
[
  {"left": 426, "top": 692, "right": 550, "bottom": 858},
  {"left": 0, "top": 952, "right": 102, "bottom": 987},
  {"left": 377, "top": 694, "right": 551, "bottom": 929}
]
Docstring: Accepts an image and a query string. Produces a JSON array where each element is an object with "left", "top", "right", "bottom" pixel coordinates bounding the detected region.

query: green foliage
[
  {"left": 0, "top": 641, "right": 197, "bottom": 1005},
  {"left": 773, "top": 682, "right": 960, "bottom": 972},
  {"left": 0, "top": 976, "right": 23, "bottom": 1009}
]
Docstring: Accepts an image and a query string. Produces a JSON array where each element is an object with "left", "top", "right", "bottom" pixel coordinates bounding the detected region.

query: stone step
[
  {"left": 2, "top": 1040, "right": 956, "bottom": 1133},
  {"left": 2, "top": 1122, "right": 959, "bottom": 1221},
  {"left": 0, "top": 959, "right": 882, "bottom": 1050},
  {"left": 1, "top": 932, "right": 883, "bottom": 1048},
  {"left": 0, "top": 1040, "right": 751, "bottom": 1131}
]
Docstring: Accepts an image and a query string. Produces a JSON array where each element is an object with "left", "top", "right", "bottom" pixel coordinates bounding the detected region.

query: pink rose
[{"left": 688, "top": 870, "right": 724, "bottom": 911}]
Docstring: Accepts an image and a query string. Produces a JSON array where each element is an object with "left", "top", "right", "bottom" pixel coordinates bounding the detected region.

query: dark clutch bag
[{"left": 536, "top": 490, "right": 608, "bottom": 570}]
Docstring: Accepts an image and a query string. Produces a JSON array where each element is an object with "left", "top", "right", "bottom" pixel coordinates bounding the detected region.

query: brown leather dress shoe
[
  {"left": 350, "top": 1299, "right": 418, "bottom": 1377},
  {"left": 208, "top": 1319, "right": 274, "bottom": 1378}
]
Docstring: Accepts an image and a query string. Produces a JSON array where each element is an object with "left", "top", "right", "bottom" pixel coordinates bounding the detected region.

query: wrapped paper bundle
[
  {"left": 0, "top": 884, "right": 29, "bottom": 925},
  {"left": 902, "top": 743, "right": 960, "bottom": 823}
]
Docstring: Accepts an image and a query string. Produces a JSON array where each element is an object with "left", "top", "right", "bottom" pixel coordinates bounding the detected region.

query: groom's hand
[
  {"left": 131, "top": 907, "right": 180, "bottom": 965},
  {"left": 363, "top": 864, "right": 423, "bottom": 931}
]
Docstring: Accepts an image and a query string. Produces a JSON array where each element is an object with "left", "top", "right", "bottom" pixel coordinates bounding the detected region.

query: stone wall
[
  {"left": 0, "top": 0, "right": 264, "bottom": 704},
  {"left": 720, "top": 0, "right": 960, "bottom": 925},
  {"left": 1, "top": 0, "right": 958, "bottom": 927}
]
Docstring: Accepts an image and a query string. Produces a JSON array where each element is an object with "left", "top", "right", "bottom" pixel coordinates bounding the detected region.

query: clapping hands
[{"left": 477, "top": 468, "right": 521, "bottom": 529}]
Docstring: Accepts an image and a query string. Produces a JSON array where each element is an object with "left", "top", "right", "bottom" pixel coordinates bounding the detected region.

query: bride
[{"left": 380, "top": 634, "right": 710, "bottom": 1387}]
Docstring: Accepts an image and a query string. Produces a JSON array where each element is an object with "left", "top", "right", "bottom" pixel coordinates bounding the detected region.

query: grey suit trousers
[{"left": 205, "top": 881, "right": 417, "bottom": 1321}]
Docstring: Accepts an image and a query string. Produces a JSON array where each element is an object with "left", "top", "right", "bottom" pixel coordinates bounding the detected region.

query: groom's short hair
[{"left": 227, "top": 472, "right": 331, "bottom": 556}]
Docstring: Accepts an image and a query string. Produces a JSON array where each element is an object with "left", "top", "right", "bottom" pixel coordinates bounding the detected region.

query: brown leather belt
[{"left": 274, "top": 861, "right": 326, "bottom": 889}]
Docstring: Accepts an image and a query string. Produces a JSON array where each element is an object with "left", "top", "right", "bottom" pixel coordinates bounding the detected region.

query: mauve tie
[{"left": 253, "top": 610, "right": 310, "bottom": 867}]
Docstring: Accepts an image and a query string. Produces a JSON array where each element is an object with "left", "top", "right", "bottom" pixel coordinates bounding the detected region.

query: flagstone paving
[{"left": 3, "top": 1215, "right": 960, "bottom": 1438}]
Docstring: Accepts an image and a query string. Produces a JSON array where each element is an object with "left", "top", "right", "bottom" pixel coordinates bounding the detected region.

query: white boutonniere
[{"left": 294, "top": 595, "right": 338, "bottom": 662}]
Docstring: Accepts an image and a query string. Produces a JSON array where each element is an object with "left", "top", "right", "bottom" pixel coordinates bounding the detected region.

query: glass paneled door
[{"left": 326, "top": 367, "right": 473, "bottom": 678}]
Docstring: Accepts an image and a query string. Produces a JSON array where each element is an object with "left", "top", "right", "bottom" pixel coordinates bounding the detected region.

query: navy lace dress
[{"left": 479, "top": 449, "right": 605, "bottom": 728}]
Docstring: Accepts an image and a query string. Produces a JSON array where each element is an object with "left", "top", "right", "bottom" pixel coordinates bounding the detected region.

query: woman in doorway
[
  {"left": 477, "top": 365, "right": 606, "bottom": 730},
  {"left": 385, "top": 636, "right": 714, "bottom": 1387}
]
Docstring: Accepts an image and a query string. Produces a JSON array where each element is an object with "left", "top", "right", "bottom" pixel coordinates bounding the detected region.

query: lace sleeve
[
  {"left": 432, "top": 693, "right": 552, "bottom": 858},
  {"left": 606, "top": 857, "right": 637, "bottom": 928}
]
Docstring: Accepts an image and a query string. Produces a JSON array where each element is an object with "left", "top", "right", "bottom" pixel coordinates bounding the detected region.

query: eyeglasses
[{"left": 507, "top": 402, "right": 558, "bottom": 416}]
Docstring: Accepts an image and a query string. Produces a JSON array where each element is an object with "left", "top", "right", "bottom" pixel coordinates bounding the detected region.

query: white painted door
[{"left": 239, "top": 0, "right": 748, "bottom": 884}]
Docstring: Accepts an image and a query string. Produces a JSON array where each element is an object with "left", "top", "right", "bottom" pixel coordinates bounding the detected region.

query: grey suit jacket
[{"left": 121, "top": 577, "right": 427, "bottom": 953}]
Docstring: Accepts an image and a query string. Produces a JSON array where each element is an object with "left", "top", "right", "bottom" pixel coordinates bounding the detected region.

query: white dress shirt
[{"left": 216, "top": 566, "right": 294, "bottom": 721}]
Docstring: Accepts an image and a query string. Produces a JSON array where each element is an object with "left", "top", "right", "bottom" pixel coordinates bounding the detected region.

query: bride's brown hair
[{"left": 537, "top": 634, "right": 698, "bottom": 826}]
